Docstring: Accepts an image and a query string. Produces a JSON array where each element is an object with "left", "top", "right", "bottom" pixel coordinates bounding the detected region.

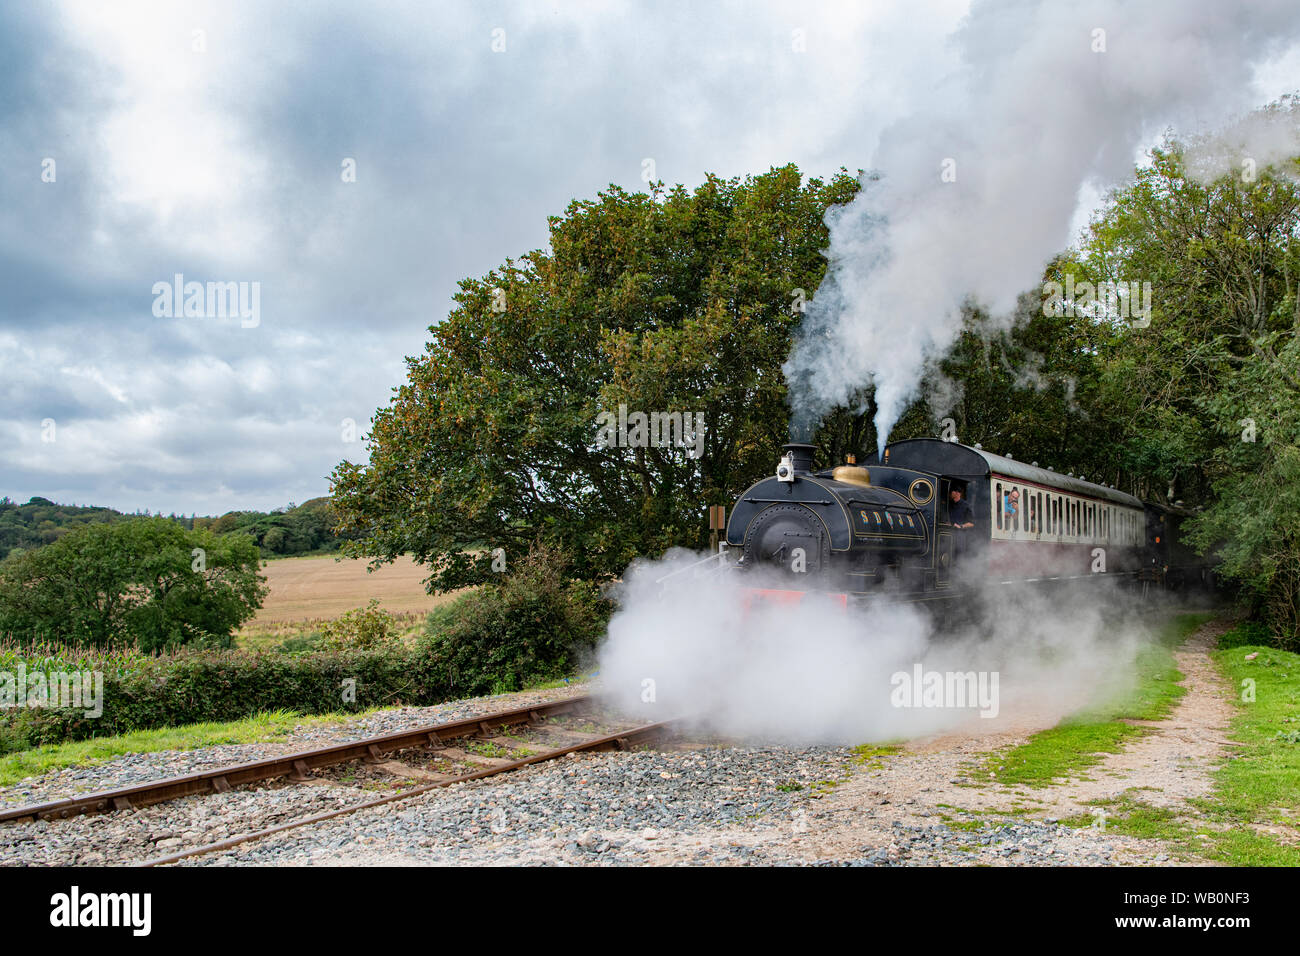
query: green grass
[
  {"left": 974, "top": 612, "right": 1211, "bottom": 787},
  {"left": 519, "top": 672, "right": 596, "bottom": 692},
  {"left": 0, "top": 708, "right": 374, "bottom": 788},
  {"left": 464, "top": 740, "right": 510, "bottom": 759},
  {"left": 1192, "top": 638, "right": 1300, "bottom": 865},
  {"left": 937, "top": 815, "right": 985, "bottom": 831},
  {"left": 850, "top": 743, "right": 903, "bottom": 770}
]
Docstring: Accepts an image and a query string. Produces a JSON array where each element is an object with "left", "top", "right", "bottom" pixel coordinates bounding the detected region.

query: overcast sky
[{"left": 2, "top": 1, "right": 1297, "bottom": 516}]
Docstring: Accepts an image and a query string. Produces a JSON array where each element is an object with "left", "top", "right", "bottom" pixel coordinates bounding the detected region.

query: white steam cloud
[
  {"left": 598, "top": 550, "right": 1152, "bottom": 745},
  {"left": 783, "top": 0, "right": 1300, "bottom": 453}
]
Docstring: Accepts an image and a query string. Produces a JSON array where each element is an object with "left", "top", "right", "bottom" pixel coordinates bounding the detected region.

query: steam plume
[
  {"left": 783, "top": 0, "right": 1300, "bottom": 453},
  {"left": 598, "top": 550, "right": 1152, "bottom": 744}
]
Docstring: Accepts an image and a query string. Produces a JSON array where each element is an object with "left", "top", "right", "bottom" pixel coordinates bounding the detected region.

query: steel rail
[
  {"left": 140, "top": 718, "right": 677, "bottom": 866},
  {"left": 0, "top": 694, "right": 594, "bottom": 825}
]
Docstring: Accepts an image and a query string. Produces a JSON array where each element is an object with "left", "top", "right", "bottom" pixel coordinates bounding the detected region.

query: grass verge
[
  {"left": 974, "top": 612, "right": 1211, "bottom": 787},
  {"left": 1191, "top": 633, "right": 1300, "bottom": 865},
  {"left": 0, "top": 709, "right": 371, "bottom": 789}
]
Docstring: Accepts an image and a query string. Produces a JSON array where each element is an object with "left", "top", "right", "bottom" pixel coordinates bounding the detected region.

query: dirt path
[{"left": 641, "top": 616, "right": 1239, "bottom": 865}]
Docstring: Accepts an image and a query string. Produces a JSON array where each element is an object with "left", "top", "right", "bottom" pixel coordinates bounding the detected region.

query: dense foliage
[
  {"left": 0, "top": 518, "right": 268, "bottom": 651},
  {"left": 0, "top": 644, "right": 414, "bottom": 753},
  {"left": 416, "top": 543, "right": 611, "bottom": 696},
  {"left": 192, "top": 497, "right": 347, "bottom": 556},
  {"left": 317, "top": 599, "right": 400, "bottom": 651},
  {"left": 333, "top": 111, "right": 1300, "bottom": 648},
  {"left": 0, "top": 496, "right": 346, "bottom": 563},
  {"left": 1073, "top": 131, "right": 1300, "bottom": 646},
  {"left": 0, "top": 497, "right": 127, "bottom": 561},
  {"left": 331, "top": 165, "right": 861, "bottom": 590}
]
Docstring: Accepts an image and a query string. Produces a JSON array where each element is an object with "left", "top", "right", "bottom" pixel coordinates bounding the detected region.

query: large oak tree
[{"left": 331, "top": 166, "right": 860, "bottom": 590}]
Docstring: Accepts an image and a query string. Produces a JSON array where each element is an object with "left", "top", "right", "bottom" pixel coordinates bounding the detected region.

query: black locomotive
[{"left": 724, "top": 438, "right": 1212, "bottom": 605}]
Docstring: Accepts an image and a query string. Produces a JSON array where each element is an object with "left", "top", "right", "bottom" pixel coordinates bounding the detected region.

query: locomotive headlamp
[{"left": 776, "top": 453, "right": 795, "bottom": 482}]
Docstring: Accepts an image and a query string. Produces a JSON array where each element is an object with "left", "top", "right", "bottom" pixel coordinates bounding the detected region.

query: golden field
[{"left": 248, "top": 554, "right": 458, "bottom": 624}]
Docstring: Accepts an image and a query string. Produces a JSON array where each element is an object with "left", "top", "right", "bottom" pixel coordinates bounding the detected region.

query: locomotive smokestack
[{"left": 782, "top": 442, "right": 817, "bottom": 475}]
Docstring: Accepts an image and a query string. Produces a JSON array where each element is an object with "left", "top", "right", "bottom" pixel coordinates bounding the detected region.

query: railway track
[{"left": 0, "top": 694, "right": 679, "bottom": 866}]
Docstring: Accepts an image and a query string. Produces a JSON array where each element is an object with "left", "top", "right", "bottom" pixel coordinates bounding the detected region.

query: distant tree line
[
  {"left": 0, "top": 496, "right": 348, "bottom": 562},
  {"left": 191, "top": 497, "right": 348, "bottom": 556}
]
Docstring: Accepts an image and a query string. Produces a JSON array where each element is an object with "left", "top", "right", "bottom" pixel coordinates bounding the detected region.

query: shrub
[
  {"left": 277, "top": 633, "right": 323, "bottom": 654},
  {"left": 414, "top": 543, "right": 610, "bottom": 697},
  {"left": 1218, "top": 620, "right": 1275, "bottom": 651},
  {"left": 317, "top": 599, "right": 398, "bottom": 651}
]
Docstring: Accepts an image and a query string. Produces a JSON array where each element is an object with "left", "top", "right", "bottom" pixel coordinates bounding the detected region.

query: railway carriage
[{"left": 724, "top": 437, "right": 1188, "bottom": 607}]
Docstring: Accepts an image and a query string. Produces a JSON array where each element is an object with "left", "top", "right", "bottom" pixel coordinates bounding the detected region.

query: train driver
[{"left": 949, "top": 487, "right": 974, "bottom": 529}]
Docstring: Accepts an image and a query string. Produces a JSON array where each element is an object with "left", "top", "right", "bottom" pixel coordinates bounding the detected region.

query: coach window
[{"left": 995, "top": 482, "right": 1003, "bottom": 531}]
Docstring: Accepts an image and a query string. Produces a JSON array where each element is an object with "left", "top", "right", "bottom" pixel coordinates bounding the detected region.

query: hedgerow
[{"left": 0, "top": 646, "right": 419, "bottom": 754}]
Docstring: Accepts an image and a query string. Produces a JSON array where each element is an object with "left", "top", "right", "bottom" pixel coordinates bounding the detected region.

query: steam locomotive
[{"left": 723, "top": 438, "right": 1212, "bottom": 606}]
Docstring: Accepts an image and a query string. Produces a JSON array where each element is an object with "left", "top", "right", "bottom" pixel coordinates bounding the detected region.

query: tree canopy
[
  {"left": 332, "top": 116, "right": 1300, "bottom": 646},
  {"left": 0, "top": 518, "right": 267, "bottom": 651},
  {"left": 331, "top": 165, "right": 860, "bottom": 590}
]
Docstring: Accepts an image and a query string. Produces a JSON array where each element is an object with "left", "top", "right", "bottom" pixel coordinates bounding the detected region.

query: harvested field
[{"left": 249, "top": 554, "right": 457, "bottom": 624}]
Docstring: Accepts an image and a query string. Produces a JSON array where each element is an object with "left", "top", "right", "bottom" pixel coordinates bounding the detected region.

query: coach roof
[{"left": 876, "top": 438, "right": 1145, "bottom": 509}]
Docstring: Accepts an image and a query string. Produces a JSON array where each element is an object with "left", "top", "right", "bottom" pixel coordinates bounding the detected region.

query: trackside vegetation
[{"left": 0, "top": 544, "right": 607, "bottom": 755}]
